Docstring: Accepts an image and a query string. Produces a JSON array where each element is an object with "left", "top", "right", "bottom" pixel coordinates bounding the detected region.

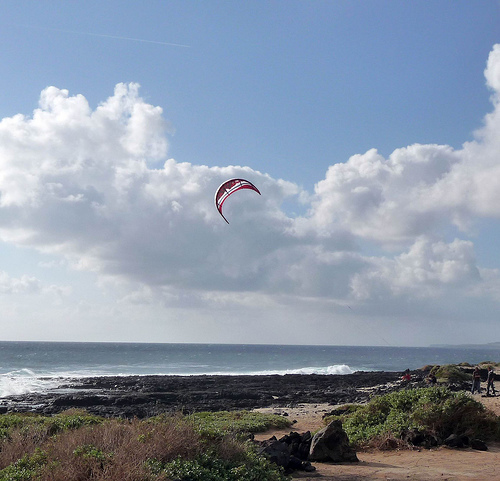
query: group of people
[
  {"left": 402, "top": 366, "right": 496, "bottom": 396},
  {"left": 471, "top": 365, "right": 496, "bottom": 396}
]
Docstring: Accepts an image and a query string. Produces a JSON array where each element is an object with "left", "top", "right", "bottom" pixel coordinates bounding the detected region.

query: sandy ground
[{"left": 254, "top": 393, "right": 500, "bottom": 481}]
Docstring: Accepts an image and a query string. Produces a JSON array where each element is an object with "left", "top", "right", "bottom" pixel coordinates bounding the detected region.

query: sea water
[{"left": 0, "top": 341, "right": 498, "bottom": 397}]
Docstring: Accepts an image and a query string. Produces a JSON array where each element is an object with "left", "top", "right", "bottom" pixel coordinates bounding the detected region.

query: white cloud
[
  {"left": 0, "top": 46, "right": 499, "bottom": 344},
  {"left": 0, "top": 271, "right": 41, "bottom": 294},
  {"left": 350, "top": 237, "right": 482, "bottom": 301},
  {"left": 0, "top": 270, "right": 69, "bottom": 297},
  {"left": 485, "top": 44, "right": 500, "bottom": 95},
  {"left": 308, "top": 44, "right": 500, "bottom": 244},
  {"left": 309, "top": 144, "right": 462, "bottom": 242}
]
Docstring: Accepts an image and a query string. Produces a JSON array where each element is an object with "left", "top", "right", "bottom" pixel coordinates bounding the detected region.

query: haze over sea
[{"left": 0, "top": 342, "right": 498, "bottom": 398}]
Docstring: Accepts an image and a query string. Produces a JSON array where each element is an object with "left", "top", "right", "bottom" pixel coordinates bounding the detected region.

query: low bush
[
  {"left": 326, "top": 387, "right": 500, "bottom": 449},
  {"left": 0, "top": 448, "right": 47, "bottom": 481},
  {"left": 430, "top": 364, "right": 469, "bottom": 382},
  {"left": 159, "top": 450, "right": 288, "bottom": 481},
  {"left": 0, "top": 411, "right": 291, "bottom": 481},
  {"left": 186, "top": 410, "right": 292, "bottom": 438},
  {"left": 0, "top": 409, "right": 103, "bottom": 442}
]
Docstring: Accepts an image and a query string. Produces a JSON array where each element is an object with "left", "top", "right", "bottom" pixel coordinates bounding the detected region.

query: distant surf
[
  {"left": 0, "top": 341, "right": 497, "bottom": 397},
  {"left": 246, "top": 364, "right": 354, "bottom": 376},
  {"left": 0, "top": 364, "right": 355, "bottom": 397},
  {"left": 0, "top": 369, "right": 64, "bottom": 397}
]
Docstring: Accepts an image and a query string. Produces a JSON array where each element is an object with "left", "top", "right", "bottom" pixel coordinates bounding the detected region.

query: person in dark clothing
[
  {"left": 471, "top": 366, "right": 481, "bottom": 394},
  {"left": 486, "top": 366, "right": 496, "bottom": 397}
]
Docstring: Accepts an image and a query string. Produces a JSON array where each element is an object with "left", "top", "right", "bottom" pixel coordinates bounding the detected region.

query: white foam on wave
[
  {"left": 280, "top": 364, "right": 354, "bottom": 375},
  {"left": 0, "top": 364, "right": 356, "bottom": 396},
  {"left": 204, "top": 364, "right": 355, "bottom": 376},
  {"left": 0, "top": 370, "right": 68, "bottom": 397}
]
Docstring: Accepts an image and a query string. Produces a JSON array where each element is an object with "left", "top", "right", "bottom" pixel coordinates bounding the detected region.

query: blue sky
[{"left": 0, "top": 1, "right": 499, "bottom": 345}]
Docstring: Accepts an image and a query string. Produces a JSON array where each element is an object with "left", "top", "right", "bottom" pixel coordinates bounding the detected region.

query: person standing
[
  {"left": 471, "top": 366, "right": 482, "bottom": 394},
  {"left": 486, "top": 366, "right": 496, "bottom": 397}
]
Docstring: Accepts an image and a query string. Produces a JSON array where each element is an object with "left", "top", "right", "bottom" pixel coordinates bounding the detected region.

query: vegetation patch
[
  {"left": 0, "top": 410, "right": 291, "bottom": 481},
  {"left": 0, "top": 409, "right": 103, "bottom": 441},
  {"left": 429, "top": 364, "right": 470, "bottom": 382},
  {"left": 186, "top": 410, "right": 292, "bottom": 438},
  {"left": 0, "top": 448, "right": 48, "bottom": 481},
  {"left": 325, "top": 387, "right": 500, "bottom": 449},
  {"left": 157, "top": 451, "right": 288, "bottom": 481}
]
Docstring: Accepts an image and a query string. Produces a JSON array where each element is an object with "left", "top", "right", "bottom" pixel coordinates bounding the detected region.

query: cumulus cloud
[
  {"left": 0, "top": 271, "right": 41, "bottom": 294},
  {"left": 308, "top": 45, "right": 500, "bottom": 243},
  {"left": 350, "top": 237, "right": 481, "bottom": 301},
  {"left": 0, "top": 82, "right": 312, "bottom": 297},
  {"left": 0, "top": 45, "right": 499, "bottom": 329},
  {"left": 0, "top": 270, "right": 69, "bottom": 297},
  {"left": 309, "top": 144, "right": 462, "bottom": 242}
]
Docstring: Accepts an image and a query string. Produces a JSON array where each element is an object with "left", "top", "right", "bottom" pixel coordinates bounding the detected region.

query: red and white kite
[{"left": 214, "top": 178, "right": 261, "bottom": 223}]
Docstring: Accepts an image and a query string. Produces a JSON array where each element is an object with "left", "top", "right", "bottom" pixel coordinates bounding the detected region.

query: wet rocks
[{"left": 0, "top": 370, "right": 419, "bottom": 418}]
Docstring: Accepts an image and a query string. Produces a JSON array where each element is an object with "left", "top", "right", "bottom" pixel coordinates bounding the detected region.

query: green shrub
[
  {"left": 160, "top": 450, "right": 289, "bottom": 481},
  {"left": 183, "top": 411, "right": 291, "bottom": 438},
  {"left": 0, "top": 411, "right": 104, "bottom": 442},
  {"left": 328, "top": 387, "right": 500, "bottom": 448},
  {"left": 0, "top": 448, "right": 47, "bottom": 481},
  {"left": 73, "top": 444, "right": 112, "bottom": 463},
  {"left": 51, "top": 410, "right": 103, "bottom": 431},
  {"left": 479, "top": 361, "right": 499, "bottom": 367},
  {"left": 430, "top": 365, "right": 469, "bottom": 382}
]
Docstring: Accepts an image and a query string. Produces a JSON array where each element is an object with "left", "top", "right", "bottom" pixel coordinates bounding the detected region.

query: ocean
[{"left": 0, "top": 341, "right": 498, "bottom": 397}]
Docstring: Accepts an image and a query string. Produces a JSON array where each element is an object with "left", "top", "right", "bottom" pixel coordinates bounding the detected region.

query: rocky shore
[{"left": 0, "top": 369, "right": 428, "bottom": 418}]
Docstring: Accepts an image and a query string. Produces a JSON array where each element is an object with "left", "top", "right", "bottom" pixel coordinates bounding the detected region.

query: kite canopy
[{"left": 214, "top": 178, "right": 261, "bottom": 223}]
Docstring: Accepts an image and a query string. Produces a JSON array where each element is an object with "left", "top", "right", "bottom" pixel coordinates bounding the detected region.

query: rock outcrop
[
  {"left": 258, "top": 421, "right": 358, "bottom": 473},
  {"left": 309, "top": 419, "right": 359, "bottom": 463},
  {"left": 1, "top": 371, "right": 417, "bottom": 418}
]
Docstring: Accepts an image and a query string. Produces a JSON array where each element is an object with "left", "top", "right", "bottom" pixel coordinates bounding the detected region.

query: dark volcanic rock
[
  {"left": 0, "top": 370, "right": 421, "bottom": 418},
  {"left": 471, "top": 439, "right": 488, "bottom": 451},
  {"left": 309, "top": 419, "right": 358, "bottom": 463},
  {"left": 444, "top": 434, "right": 469, "bottom": 448},
  {"left": 258, "top": 438, "right": 290, "bottom": 468},
  {"left": 258, "top": 431, "right": 316, "bottom": 473},
  {"left": 403, "top": 428, "right": 439, "bottom": 448}
]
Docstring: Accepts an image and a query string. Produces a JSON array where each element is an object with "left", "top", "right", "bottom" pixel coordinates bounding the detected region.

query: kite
[{"left": 214, "top": 178, "right": 261, "bottom": 223}]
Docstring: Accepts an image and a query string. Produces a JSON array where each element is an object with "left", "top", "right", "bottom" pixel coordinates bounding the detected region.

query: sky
[{"left": 0, "top": 1, "right": 499, "bottom": 346}]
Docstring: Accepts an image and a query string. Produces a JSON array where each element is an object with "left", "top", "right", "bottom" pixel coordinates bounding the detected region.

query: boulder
[
  {"left": 444, "top": 434, "right": 469, "bottom": 448},
  {"left": 471, "top": 439, "right": 488, "bottom": 451},
  {"left": 403, "top": 428, "right": 438, "bottom": 448},
  {"left": 257, "top": 432, "right": 316, "bottom": 473},
  {"left": 309, "top": 420, "right": 358, "bottom": 463},
  {"left": 258, "top": 438, "right": 290, "bottom": 468},
  {"left": 279, "top": 431, "right": 312, "bottom": 460}
]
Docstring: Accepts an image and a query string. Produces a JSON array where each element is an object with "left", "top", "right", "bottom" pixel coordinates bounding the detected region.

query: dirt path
[{"left": 254, "top": 395, "right": 500, "bottom": 481}]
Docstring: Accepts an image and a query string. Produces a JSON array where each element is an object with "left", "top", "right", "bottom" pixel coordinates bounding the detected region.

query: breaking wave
[
  {"left": 0, "top": 369, "right": 68, "bottom": 397},
  {"left": 243, "top": 364, "right": 355, "bottom": 376},
  {"left": 0, "top": 364, "right": 356, "bottom": 397}
]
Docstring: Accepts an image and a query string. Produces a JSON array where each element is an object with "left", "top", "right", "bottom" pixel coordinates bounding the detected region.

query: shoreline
[
  {"left": 0, "top": 370, "right": 426, "bottom": 417},
  {"left": 2, "top": 370, "right": 500, "bottom": 480}
]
